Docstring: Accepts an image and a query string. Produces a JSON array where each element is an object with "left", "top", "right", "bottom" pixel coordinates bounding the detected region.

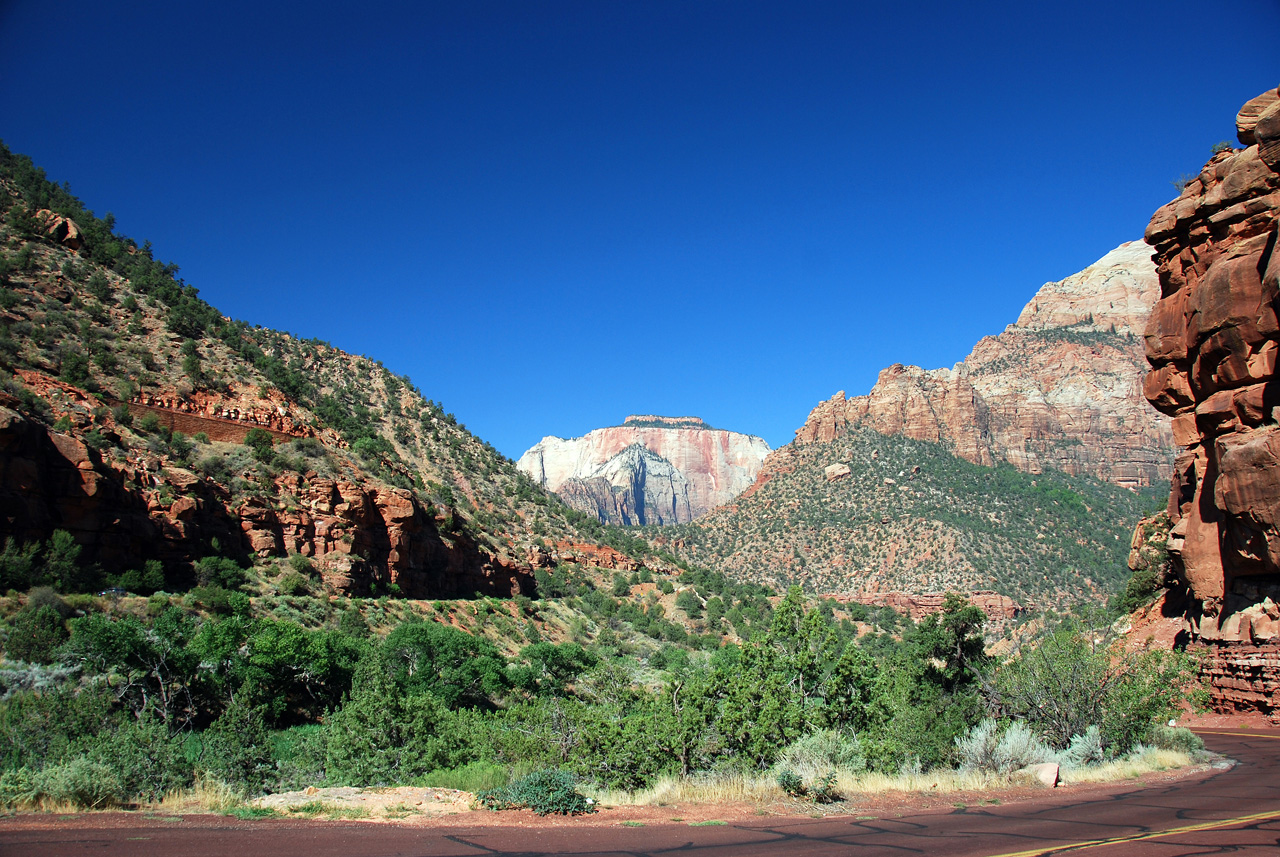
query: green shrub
[
  {"left": 243, "top": 428, "right": 275, "bottom": 463},
  {"left": 5, "top": 604, "right": 68, "bottom": 663},
  {"left": 477, "top": 769, "right": 594, "bottom": 816},
  {"left": 33, "top": 757, "right": 123, "bottom": 808},
  {"left": 956, "top": 720, "right": 1052, "bottom": 773},
  {"left": 194, "top": 556, "right": 247, "bottom": 589},
  {"left": 276, "top": 571, "right": 308, "bottom": 597},
  {"left": 988, "top": 622, "right": 1196, "bottom": 753},
  {"left": 287, "top": 553, "right": 314, "bottom": 575},
  {"left": 1147, "top": 725, "right": 1204, "bottom": 754},
  {"left": 201, "top": 700, "right": 274, "bottom": 794},
  {"left": 271, "top": 724, "right": 329, "bottom": 791},
  {"left": 809, "top": 771, "right": 841, "bottom": 803},
  {"left": 0, "top": 767, "right": 36, "bottom": 808},
  {"left": 774, "top": 729, "right": 865, "bottom": 778},
  {"left": 1059, "top": 725, "right": 1105, "bottom": 769},
  {"left": 776, "top": 769, "right": 804, "bottom": 797},
  {"left": 197, "top": 454, "right": 230, "bottom": 480},
  {"left": 82, "top": 714, "right": 192, "bottom": 801}
]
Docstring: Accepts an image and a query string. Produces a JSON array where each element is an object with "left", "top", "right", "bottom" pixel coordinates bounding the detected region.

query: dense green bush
[
  {"left": 6, "top": 604, "right": 68, "bottom": 663},
  {"left": 83, "top": 714, "right": 192, "bottom": 801},
  {"left": 201, "top": 700, "right": 274, "bottom": 793},
  {"left": 31, "top": 757, "right": 122, "bottom": 808},
  {"left": 986, "top": 620, "right": 1196, "bottom": 753},
  {"left": 477, "top": 769, "right": 594, "bottom": 815}
]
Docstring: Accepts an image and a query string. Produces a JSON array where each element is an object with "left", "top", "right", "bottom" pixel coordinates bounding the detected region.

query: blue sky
[{"left": 2, "top": 1, "right": 1277, "bottom": 458}]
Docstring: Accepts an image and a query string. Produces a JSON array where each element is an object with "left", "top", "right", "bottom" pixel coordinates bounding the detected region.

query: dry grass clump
[
  {"left": 592, "top": 772, "right": 780, "bottom": 807},
  {"left": 1060, "top": 748, "right": 1192, "bottom": 784},
  {"left": 593, "top": 747, "right": 1197, "bottom": 807},
  {"left": 155, "top": 778, "right": 244, "bottom": 814}
]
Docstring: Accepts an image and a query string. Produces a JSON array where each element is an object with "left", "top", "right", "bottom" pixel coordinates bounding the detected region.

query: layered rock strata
[
  {"left": 796, "top": 242, "right": 1174, "bottom": 488},
  {"left": 518, "top": 418, "right": 770, "bottom": 524},
  {"left": 1142, "top": 86, "right": 1280, "bottom": 610},
  {"left": 1139, "top": 85, "right": 1280, "bottom": 717},
  {"left": 0, "top": 386, "right": 532, "bottom": 599}
]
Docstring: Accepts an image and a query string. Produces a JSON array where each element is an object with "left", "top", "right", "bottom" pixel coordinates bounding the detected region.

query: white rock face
[
  {"left": 1014, "top": 241, "right": 1159, "bottom": 335},
  {"left": 517, "top": 419, "right": 771, "bottom": 523},
  {"left": 558, "top": 444, "right": 694, "bottom": 525}
]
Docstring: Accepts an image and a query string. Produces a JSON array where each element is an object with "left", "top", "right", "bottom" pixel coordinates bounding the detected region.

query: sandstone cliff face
[
  {"left": 1142, "top": 86, "right": 1280, "bottom": 630},
  {"left": 517, "top": 419, "right": 771, "bottom": 523},
  {"left": 556, "top": 444, "right": 693, "bottom": 526},
  {"left": 795, "top": 242, "right": 1174, "bottom": 489},
  {"left": 0, "top": 382, "right": 532, "bottom": 600}
]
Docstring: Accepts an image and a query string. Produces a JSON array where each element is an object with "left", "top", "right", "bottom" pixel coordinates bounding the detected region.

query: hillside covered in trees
[
  {"left": 0, "top": 145, "right": 1198, "bottom": 813},
  {"left": 666, "top": 428, "right": 1162, "bottom": 610}
]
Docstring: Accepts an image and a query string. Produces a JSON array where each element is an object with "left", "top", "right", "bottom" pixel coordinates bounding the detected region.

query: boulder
[
  {"left": 1236, "top": 87, "right": 1280, "bottom": 145},
  {"left": 1026, "top": 762, "right": 1059, "bottom": 788}
]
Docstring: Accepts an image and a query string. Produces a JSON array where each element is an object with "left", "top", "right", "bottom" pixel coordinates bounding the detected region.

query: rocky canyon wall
[
  {"left": 1140, "top": 85, "right": 1280, "bottom": 718},
  {"left": 795, "top": 242, "right": 1174, "bottom": 488},
  {"left": 0, "top": 386, "right": 532, "bottom": 600},
  {"left": 1143, "top": 86, "right": 1280, "bottom": 610}
]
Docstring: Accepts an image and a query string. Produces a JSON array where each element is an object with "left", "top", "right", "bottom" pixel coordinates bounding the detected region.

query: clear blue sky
[{"left": 2, "top": 1, "right": 1277, "bottom": 458}]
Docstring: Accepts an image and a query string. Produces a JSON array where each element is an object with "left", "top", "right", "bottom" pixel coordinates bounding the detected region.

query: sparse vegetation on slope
[{"left": 666, "top": 428, "right": 1162, "bottom": 609}]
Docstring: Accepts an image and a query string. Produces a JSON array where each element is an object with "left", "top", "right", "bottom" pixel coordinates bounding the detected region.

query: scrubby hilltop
[
  {"left": 664, "top": 243, "right": 1172, "bottom": 610},
  {"left": 664, "top": 427, "right": 1159, "bottom": 610},
  {"left": 0, "top": 142, "right": 655, "bottom": 599}
]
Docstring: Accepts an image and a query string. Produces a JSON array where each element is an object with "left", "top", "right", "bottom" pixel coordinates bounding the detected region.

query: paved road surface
[{"left": 3, "top": 728, "right": 1278, "bottom": 856}]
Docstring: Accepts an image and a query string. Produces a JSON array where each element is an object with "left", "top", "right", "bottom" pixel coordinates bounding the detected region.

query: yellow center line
[
  {"left": 1194, "top": 729, "right": 1280, "bottom": 739},
  {"left": 980, "top": 808, "right": 1280, "bottom": 857}
]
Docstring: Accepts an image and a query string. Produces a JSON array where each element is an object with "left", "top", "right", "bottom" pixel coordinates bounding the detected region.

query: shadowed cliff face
[
  {"left": 0, "top": 394, "right": 533, "bottom": 598},
  {"left": 1142, "top": 86, "right": 1280, "bottom": 639},
  {"left": 555, "top": 444, "right": 693, "bottom": 526},
  {"left": 517, "top": 419, "right": 771, "bottom": 523},
  {"left": 795, "top": 241, "right": 1174, "bottom": 490}
]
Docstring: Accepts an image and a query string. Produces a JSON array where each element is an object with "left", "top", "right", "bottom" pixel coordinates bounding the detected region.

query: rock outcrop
[
  {"left": 853, "top": 590, "right": 1023, "bottom": 622},
  {"left": 32, "top": 209, "right": 82, "bottom": 251},
  {"left": 795, "top": 242, "right": 1174, "bottom": 489},
  {"left": 555, "top": 444, "right": 693, "bottom": 526},
  {"left": 1143, "top": 85, "right": 1280, "bottom": 606},
  {"left": 0, "top": 387, "right": 531, "bottom": 599},
  {"left": 1139, "top": 85, "right": 1280, "bottom": 718},
  {"left": 518, "top": 418, "right": 770, "bottom": 523}
]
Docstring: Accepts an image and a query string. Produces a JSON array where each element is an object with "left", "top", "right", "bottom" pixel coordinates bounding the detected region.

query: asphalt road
[{"left": 3, "top": 728, "right": 1278, "bottom": 857}]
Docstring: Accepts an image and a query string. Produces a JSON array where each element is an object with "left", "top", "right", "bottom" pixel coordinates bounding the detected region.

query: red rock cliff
[
  {"left": 795, "top": 242, "right": 1174, "bottom": 489},
  {"left": 1142, "top": 86, "right": 1280, "bottom": 633}
]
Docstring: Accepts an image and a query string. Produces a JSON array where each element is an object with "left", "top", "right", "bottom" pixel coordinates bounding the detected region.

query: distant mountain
[
  {"left": 517, "top": 417, "right": 770, "bottom": 524},
  {"left": 660, "top": 242, "right": 1175, "bottom": 609},
  {"left": 665, "top": 427, "right": 1159, "bottom": 610},
  {"left": 795, "top": 242, "right": 1174, "bottom": 489}
]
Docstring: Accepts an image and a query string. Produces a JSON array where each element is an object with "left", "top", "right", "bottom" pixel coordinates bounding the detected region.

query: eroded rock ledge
[{"left": 1140, "top": 84, "right": 1280, "bottom": 718}]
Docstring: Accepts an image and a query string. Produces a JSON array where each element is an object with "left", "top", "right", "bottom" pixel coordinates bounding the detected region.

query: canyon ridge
[{"left": 795, "top": 240, "right": 1174, "bottom": 489}]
